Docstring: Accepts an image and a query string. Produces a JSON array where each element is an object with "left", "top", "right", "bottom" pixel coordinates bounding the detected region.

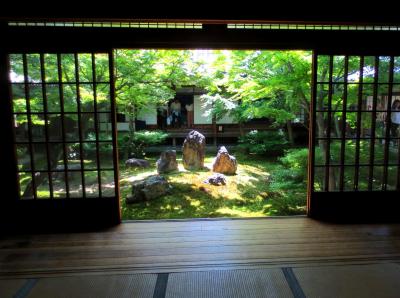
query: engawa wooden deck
[{"left": 1, "top": 217, "right": 400, "bottom": 279}]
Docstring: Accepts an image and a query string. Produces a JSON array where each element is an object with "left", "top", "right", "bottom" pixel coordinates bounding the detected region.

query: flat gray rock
[
  {"left": 126, "top": 175, "right": 171, "bottom": 204},
  {"left": 125, "top": 158, "right": 150, "bottom": 168},
  {"left": 203, "top": 173, "right": 227, "bottom": 186}
]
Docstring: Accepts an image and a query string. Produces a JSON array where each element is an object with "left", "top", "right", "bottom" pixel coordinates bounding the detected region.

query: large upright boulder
[
  {"left": 156, "top": 150, "right": 178, "bottom": 174},
  {"left": 212, "top": 146, "right": 237, "bottom": 175},
  {"left": 182, "top": 130, "right": 206, "bottom": 170}
]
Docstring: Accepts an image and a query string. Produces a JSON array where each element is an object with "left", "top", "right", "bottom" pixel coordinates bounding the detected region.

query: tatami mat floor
[{"left": 1, "top": 263, "right": 400, "bottom": 298}]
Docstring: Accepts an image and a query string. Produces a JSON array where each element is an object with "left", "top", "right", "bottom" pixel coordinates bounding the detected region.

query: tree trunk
[
  {"left": 238, "top": 122, "right": 244, "bottom": 137},
  {"left": 125, "top": 105, "right": 136, "bottom": 160},
  {"left": 22, "top": 115, "right": 76, "bottom": 197},
  {"left": 333, "top": 115, "right": 341, "bottom": 138},
  {"left": 328, "top": 166, "right": 338, "bottom": 191},
  {"left": 286, "top": 120, "right": 294, "bottom": 145},
  {"left": 22, "top": 143, "right": 64, "bottom": 198},
  {"left": 315, "top": 111, "right": 339, "bottom": 190},
  {"left": 316, "top": 112, "right": 326, "bottom": 148}
]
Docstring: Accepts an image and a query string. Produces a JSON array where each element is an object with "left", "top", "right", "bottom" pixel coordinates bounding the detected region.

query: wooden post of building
[
  {"left": 0, "top": 23, "right": 21, "bottom": 229},
  {"left": 212, "top": 115, "right": 217, "bottom": 146}
]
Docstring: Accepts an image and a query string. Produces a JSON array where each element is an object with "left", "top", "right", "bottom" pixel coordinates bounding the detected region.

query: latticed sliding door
[
  {"left": 309, "top": 53, "right": 400, "bottom": 220},
  {"left": 8, "top": 52, "right": 120, "bottom": 228}
]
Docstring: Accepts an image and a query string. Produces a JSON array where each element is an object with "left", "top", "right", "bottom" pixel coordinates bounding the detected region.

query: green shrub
[
  {"left": 68, "top": 133, "right": 113, "bottom": 160},
  {"left": 267, "top": 147, "right": 310, "bottom": 215},
  {"left": 120, "top": 130, "right": 168, "bottom": 158},
  {"left": 278, "top": 148, "right": 309, "bottom": 181},
  {"left": 238, "top": 130, "right": 289, "bottom": 155}
]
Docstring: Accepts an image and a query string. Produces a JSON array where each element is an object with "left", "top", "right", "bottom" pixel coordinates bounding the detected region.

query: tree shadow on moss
[{"left": 121, "top": 181, "right": 241, "bottom": 220}]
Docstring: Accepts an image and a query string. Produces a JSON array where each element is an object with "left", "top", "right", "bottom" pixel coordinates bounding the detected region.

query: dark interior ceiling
[{"left": 1, "top": 9, "right": 400, "bottom": 25}]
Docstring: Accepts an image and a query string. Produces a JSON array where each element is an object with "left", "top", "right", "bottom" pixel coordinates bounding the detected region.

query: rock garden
[{"left": 120, "top": 130, "right": 307, "bottom": 220}]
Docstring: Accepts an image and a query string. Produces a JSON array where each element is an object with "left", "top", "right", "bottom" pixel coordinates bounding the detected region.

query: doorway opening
[{"left": 114, "top": 49, "right": 311, "bottom": 220}]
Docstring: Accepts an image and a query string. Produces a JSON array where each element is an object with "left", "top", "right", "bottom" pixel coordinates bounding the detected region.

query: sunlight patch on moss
[
  {"left": 121, "top": 170, "right": 157, "bottom": 183},
  {"left": 189, "top": 199, "right": 201, "bottom": 207},
  {"left": 216, "top": 207, "right": 265, "bottom": 217}
]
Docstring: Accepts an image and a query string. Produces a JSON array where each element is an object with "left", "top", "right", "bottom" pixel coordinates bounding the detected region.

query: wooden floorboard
[{"left": 1, "top": 217, "right": 400, "bottom": 278}]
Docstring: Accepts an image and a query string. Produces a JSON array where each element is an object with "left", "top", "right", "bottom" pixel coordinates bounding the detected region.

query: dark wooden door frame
[
  {"left": 0, "top": 43, "right": 121, "bottom": 233},
  {"left": 1, "top": 22, "right": 400, "bottom": 232},
  {"left": 308, "top": 50, "right": 400, "bottom": 222}
]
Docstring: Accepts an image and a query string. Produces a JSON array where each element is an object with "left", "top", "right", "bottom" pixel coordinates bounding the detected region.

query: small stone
[
  {"left": 53, "top": 164, "right": 81, "bottom": 179},
  {"left": 203, "top": 173, "right": 227, "bottom": 186}
]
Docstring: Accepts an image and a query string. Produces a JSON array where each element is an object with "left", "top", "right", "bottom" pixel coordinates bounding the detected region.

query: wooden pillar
[
  {"left": 0, "top": 23, "right": 20, "bottom": 231},
  {"left": 0, "top": 32, "right": 18, "bottom": 202},
  {"left": 212, "top": 115, "right": 217, "bottom": 146}
]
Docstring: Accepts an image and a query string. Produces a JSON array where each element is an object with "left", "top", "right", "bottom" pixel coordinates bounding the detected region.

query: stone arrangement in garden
[
  {"left": 126, "top": 175, "right": 171, "bottom": 204},
  {"left": 127, "top": 130, "right": 241, "bottom": 203},
  {"left": 203, "top": 173, "right": 227, "bottom": 186},
  {"left": 156, "top": 150, "right": 178, "bottom": 174},
  {"left": 54, "top": 164, "right": 80, "bottom": 179},
  {"left": 212, "top": 146, "right": 237, "bottom": 175},
  {"left": 125, "top": 158, "right": 150, "bottom": 168},
  {"left": 182, "top": 130, "right": 206, "bottom": 170}
]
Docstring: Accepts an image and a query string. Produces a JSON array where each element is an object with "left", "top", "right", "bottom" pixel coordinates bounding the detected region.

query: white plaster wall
[
  {"left": 194, "top": 95, "right": 212, "bottom": 124},
  {"left": 137, "top": 105, "right": 157, "bottom": 125},
  {"left": 116, "top": 123, "right": 129, "bottom": 131},
  {"left": 216, "top": 113, "right": 236, "bottom": 124}
]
